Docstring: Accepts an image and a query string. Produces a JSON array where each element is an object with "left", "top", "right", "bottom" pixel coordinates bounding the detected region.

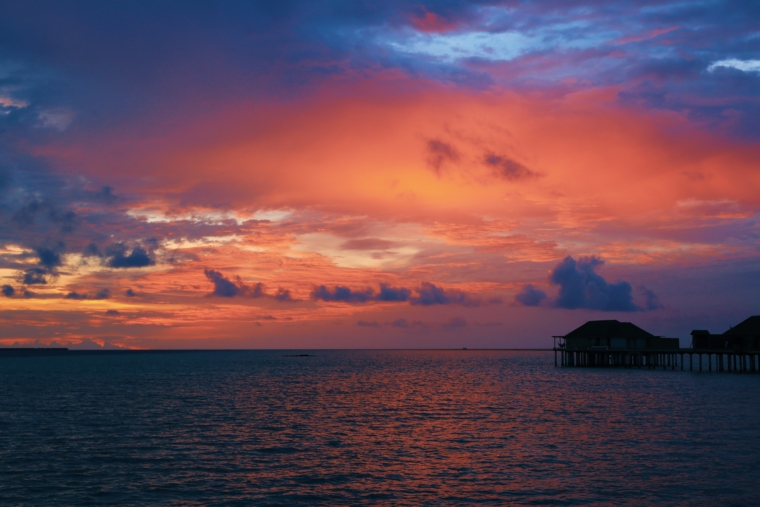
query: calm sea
[{"left": 1, "top": 350, "right": 759, "bottom": 505}]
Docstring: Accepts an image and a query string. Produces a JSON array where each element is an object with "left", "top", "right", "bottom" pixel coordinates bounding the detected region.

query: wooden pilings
[{"left": 553, "top": 348, "right": 760, "bottom": 373}]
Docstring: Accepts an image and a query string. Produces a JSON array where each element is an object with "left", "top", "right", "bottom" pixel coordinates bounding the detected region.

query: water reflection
[{"left": 0, "top": 350, "right": 759, "bottom": 505}]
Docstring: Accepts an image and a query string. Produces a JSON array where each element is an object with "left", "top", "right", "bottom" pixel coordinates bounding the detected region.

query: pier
[
  {"left": 553, "top": 346, "right": 760, "bottom": 373},
  {"left": 553, "top": 316, "right": 760, "bottom": 373}
]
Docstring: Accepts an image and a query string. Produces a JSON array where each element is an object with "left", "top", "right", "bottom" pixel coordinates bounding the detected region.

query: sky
[{"left": 0, "top": 0, "right": 758, "bottom": 349}]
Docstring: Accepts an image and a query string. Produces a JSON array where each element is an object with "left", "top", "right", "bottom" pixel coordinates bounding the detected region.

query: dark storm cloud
[
  {"left": 2, "top": 285, "right": 14, "bottom": 297},
  {"left": 515, "top": 284, "right": 547, "bottom": 307},
  {"left": 426, "top": 139, "right": 460, "bottom": 175},
  {"left": 483, "top": 153, "right": 538, "bottom": 181},
  {"left": 204, "top": 269, "right": 294, "bottom": 302},
  {"left": 548, "top": 256, "right": 659, "bottom": 312},
  {"left": 124, "top": 288, "right": 136, "bottom": 297}
]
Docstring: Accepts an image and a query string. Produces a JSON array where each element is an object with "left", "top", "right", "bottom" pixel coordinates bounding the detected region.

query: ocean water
[{"left": 1, "top": 350, "right": 759, "bottom": 506}]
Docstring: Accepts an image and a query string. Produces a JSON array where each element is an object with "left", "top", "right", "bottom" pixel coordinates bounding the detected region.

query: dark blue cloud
[
  {"left": 106, "top": 244, "right": 154, "bottom": 268},
  {"left": 204, "top": 269, "right": 243, "bottom": 298},
  {"left": 515, "top": 284, "right": 547, "bottom": 307},
  {"left": 64, "top": 288, "right": 110, "bottom": 300},
  {"left": 410, "top": 282, "right": 481, "bottom": 307},
  {"left": 22, "top": 267, "right": 49, "bottom": 285},
  {"left": 311, "top": 282, "right": 485, "bottom": 306},
  {"left": 2, "top": 284, "right": 14, "bottom": 297},
  {"left": 376, "top": 284, "right": 411, "bottom": 302},
  {"left": 204, "top": 269, "right": 293, "bottom": 301},
  {"left": 35, "top": 243, "right": 64, "bottom": 269},
  {"left": 312, "top": 285, "right": 374, "bottom": 303},
  {"left": 274, "top": 288, "right": 294, "bottom": 302},
  {"left": 548, "top": 256, "right": 657, "bottom": 312},
  {"left": 83, "top": 243, "right": 101, "bottom": 257}
]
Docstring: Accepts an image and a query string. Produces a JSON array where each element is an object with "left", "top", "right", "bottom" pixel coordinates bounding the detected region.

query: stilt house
[
  {"left": 555, "top": 320, "right": 679, "bottom": 350},
  {"left": 691, "top": 316, "right": 760, "bottom": 351}
]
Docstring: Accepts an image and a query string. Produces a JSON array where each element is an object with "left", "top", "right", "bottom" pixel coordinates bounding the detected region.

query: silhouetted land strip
[
  {"left": 0, "top": 348, "right": 551, "bottom": 359},
  {"left": 0, "top": 348, "right": 211, "bottom": 358}
]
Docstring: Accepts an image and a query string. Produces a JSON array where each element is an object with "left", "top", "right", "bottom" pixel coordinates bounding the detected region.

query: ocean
[{"left": 1, "top": 350, "right": 759, "bottom": 505}]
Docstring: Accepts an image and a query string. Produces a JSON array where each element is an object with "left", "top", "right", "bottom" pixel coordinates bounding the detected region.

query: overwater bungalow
[
  {"left": 556, "top": 319, "right": 679, "bottom": 351},
  {"left": 553, "top": 319, "right": 679, "bottom": 369},
  {"left": 554, "top": 317, "right": 760, "bottom": 373},
  {"left": 691, "top": 316, "right": 760, "bottom": 352}
]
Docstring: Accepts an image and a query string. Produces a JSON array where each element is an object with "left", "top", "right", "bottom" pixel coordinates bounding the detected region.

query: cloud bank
[{"left": 312, "top": 282, "right": 488, "bottom": 307}]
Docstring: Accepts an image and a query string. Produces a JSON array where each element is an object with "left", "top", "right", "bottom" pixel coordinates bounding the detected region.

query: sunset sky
[{"left": 1, "top": 1, "right": 758, "bottom": 349}]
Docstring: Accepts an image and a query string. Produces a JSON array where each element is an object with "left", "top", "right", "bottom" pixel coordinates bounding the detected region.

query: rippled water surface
[{"left": 1, "top": 350, "right": 760, "bottom": 505}]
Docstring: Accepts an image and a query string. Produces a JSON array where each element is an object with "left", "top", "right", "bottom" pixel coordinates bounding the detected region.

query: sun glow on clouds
[
  {"left": 126, "top": 207, "right": 264, "bottom": 225},
  {"left": 2, "top": 1, "right": 760, "bottom": 348},
  {"left": 7, "top": 83, "right": 759, "bottom": 349},
  {"left": 0, "top": 95, "right": 29, "bottom": 110},
  {"left": 293, "top": 232, "right": 422, "bottom": 270}
]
